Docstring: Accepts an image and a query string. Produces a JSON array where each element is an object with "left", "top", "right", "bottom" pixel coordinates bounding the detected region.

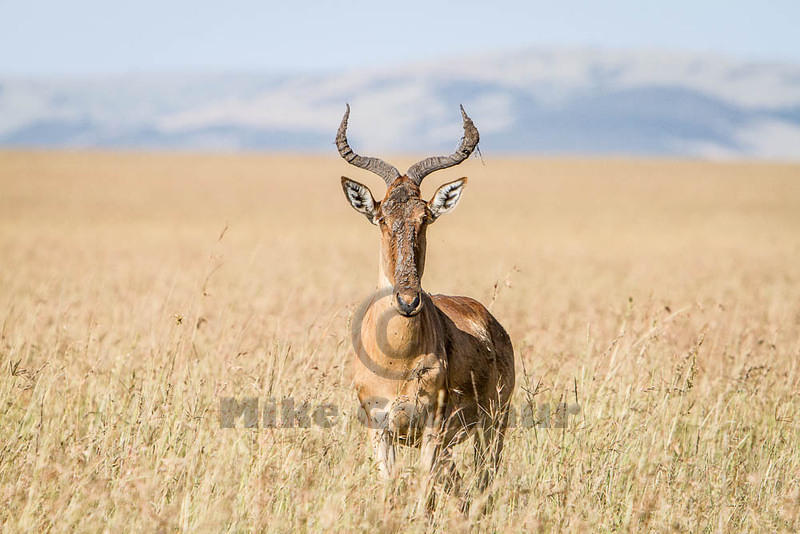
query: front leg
[
  {"left": 360, "top": 397, "right": 396, "bottom": 479},
  {"left": 419, "top": 421, "right": 440, "bottom": 475},
  {"left": 370, "top": 425, "right": 396, "bottom": 479},
  {"left": 420, "top": 425, "right": 467, "bottom": 513},
  {"left": 419, "top": 401, "right": 466, "bottom": 513},
  {"left": 419, "top": 389, "right": 446, "bottom": 476}
]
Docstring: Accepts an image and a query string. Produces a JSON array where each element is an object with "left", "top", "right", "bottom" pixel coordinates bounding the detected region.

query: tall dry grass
[{"left": 1, "top": 151, "right": 799, "bottom": 532}]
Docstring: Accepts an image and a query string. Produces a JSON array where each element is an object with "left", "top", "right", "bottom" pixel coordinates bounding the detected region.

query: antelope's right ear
[{"left": 341, "top": 177, "right": 379, "bottom": 224}]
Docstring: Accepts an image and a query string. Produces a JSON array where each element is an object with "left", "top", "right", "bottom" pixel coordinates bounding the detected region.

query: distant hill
[{"left": 2, "top": 48, "right": 800, "bottom": 159}]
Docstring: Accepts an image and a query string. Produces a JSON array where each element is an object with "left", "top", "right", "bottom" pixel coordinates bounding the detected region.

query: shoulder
[
  {"left": 429, "top": 294, "right": 512, "bottom": 347},
  {"left": 430, "top": 294, "right": 490, "bottom": 320},
  {"left": 429, "top": 294, "right": 495, "bottom": 337}
]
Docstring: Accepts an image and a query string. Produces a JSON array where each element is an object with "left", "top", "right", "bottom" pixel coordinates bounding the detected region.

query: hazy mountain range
[{"left": 2, "top": 48, "right": 800, "bottom": 159}]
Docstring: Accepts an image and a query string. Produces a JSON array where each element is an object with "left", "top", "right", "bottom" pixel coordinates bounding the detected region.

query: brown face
[
  {"left": 341, "top": 174, "right": 468, "bottom": 317},
  {"left": 376, "top": 179, "right": 430, "bottom": 316}
]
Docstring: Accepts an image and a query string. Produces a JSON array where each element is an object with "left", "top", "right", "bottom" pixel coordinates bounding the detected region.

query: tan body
[
  {"left": 337, "top": 105, "right": 515, "bottom": 506},
  {"left": 355, "top": 291, "right": 515, "bottom": 486}
]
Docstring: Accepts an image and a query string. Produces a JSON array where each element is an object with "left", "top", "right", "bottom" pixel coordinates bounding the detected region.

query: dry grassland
[{"left": 1, "top": 151, "right": 799, "bottom": 532}]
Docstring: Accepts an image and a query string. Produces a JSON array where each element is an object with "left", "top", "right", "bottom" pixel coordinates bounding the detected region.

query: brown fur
[{"left": 346, "top": 175, "right": 516, "bottom": 506}]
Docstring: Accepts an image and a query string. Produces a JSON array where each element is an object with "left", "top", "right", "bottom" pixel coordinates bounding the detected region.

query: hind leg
[{"left": 473, "top": 408, "right": 508, "bottom": 494}]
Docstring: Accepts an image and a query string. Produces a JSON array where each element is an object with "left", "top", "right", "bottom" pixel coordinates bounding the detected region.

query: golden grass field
[{"left": 1, "top": 151, "right": 799, "bottom": 532}]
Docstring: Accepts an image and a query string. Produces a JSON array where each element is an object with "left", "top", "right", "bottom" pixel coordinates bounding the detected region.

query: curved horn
[
  {"left": 336, "top": 104, "right": 400, "bottom": 186},
  {"left": 406, "top": 105, "right": 479, "bottom": 185}
]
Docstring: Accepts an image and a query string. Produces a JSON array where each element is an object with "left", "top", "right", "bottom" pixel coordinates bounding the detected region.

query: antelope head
[{"left": 338, "top": 105, "right": 479, "bottom": 317}]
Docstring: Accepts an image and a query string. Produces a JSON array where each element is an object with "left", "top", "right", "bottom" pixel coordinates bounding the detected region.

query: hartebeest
[{"left": 338, "top": 105, "right": 515, "bottom": 506}]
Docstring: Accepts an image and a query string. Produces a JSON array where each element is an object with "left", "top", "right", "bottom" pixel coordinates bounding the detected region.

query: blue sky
[{"left": 1, "top": 0, "right": 798, "bottom": 75}]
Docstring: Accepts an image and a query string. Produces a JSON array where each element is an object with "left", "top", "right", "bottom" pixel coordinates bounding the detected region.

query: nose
[{"left": 395, "top": 290, "right": 422, "bottom": 316}]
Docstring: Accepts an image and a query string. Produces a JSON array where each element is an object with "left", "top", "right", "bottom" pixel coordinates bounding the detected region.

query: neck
[{"left": 377, "top": 253, "right": 393, "bottom": 290}]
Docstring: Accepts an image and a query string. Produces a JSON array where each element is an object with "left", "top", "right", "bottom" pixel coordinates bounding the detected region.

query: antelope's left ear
[{"left": 429, "top": 178, "right": 467, "bottom": 220}]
